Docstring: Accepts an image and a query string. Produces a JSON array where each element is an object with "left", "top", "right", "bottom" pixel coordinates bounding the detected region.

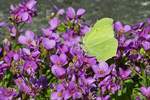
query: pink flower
[{"left": 18, "top": 30, "right": 36, "bottom": 46}]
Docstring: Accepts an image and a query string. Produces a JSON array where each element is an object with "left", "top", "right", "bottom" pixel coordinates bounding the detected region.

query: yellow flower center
[
  {"left": 99, "top": 70, "right": 105, "bottom": 74},
  {"left": 57, "top": 92, "right": 62, "bottom": 97}
]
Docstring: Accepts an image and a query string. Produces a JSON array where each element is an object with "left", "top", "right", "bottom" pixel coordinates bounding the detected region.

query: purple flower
[
  {"left": 51, "top": 91, "right": 63, "bottom": 100},
  {"left": 114, "top": 21, "right": 131, "bottom": 33},
  {"left": 107, "top": 83, "right": 120, "bottom": 94},
  {"left": 49, "top": 17, "right": 60, "bottom": 30},
  {"left": 42, "top": 28, "right": 52, "bottom": 37},
  {"left": 25, "top": 0, "right": 37, "bottom": 10},
  {"left": 76, "top": 8, "right": 86, "bottom": 17},
  {"left": 23, "top": 60, "right": 38, "bottom": 75},
  {"left": 92, "top": 61, "right": 111, "bottom": 78},
  {"left": 22, "top": 48, "right": 31, "bottom": 55},
  {"left": 4, "top": 51, "right": 14, "bottom": 65},
  {"left": 119, "top": 68, "right": 131, "bottom": 79},
  {"left": 142, "top": 41, "right": 150, "bottom": 51},
  {"left": 50, "top": 53, "right": 67, "bottom": 78},
  {"left": 140, "top": 86, "right": 150, "bottom": 99},
  {"left": 66, "top": 7, "right": 85, "bottom": 19},
  {"left": 58, "top": 45, "right": 69, "bottom": 53},
  {"left": 13, "top": 53, "right": 20, "bottom": 61},
  {"left": 0, "top": 61, "right": 9, "bottom": 76},
  {"left": 66, "top": 7, "right": 76, "bottom": 19},
  {"left": 51, "top": 84, "right": 65, "bottom": 100},
  {"left": 3, "top": 38, "right": 11, "bottom": 52},
  {"left": 51, "top": 81, "right": 82, "bottom": 100},
  {"left": 42, "top": 38, "right": 56, "bottom": 50},
  {"left": 0, "top": 87, "right": 17, "bottom": 100},
  {"left": 0, "top": 21, "right": 6, "bottom": 27},
  {"left": 82, "top": 77, "right": 95, "bottom": 86},
  {"left": 132, "top": 22, "right": 145, "bottom": 30},
  {"left": 99, "top": 76, "right": 120, "bottom": 94},
  {"left": 50, "top": 53, "right": 67, "bottom": 66},
  {"left": 8, "top": 26, "right": 17, "bottom": 37},
  {"left": 96, "top": 95, "right": 110, "bottom": 100},
  {"left": 80, "top": 25, "right": 90, "bottom": 35},
  {"left": 57, "top": 9, "right": 65, "bottom": 15},
  {"left": 15, "top": 77, "right": 35, "bottom": 96},
  {"left": 22, "top": 48, "right": 40, "bottom": 58},
  {"left": 10, "top": 0, "right": 37, "bottom": 23},
  {"left": 51, "top": 65, "right": 66, "bottom": 78},
  {"left": 37, "top": 76, "right": 48, "bottom": 88},
  {"left": 18, "top": 30, "right": 36, "bottom": 46},
  {"left": 84, "top": 56, "right": 96, "bottom": 65}
]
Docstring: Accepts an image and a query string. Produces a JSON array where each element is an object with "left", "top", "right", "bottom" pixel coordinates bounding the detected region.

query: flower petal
[
  {"left": 25, "top": 30, "right": 35, "bottom": 40},
  {"left": 21, "top": 12, "right": 29, "bottom": 21},
  {"left": 50, "top": 55, "right": 59, "bottom": 64},
  {"left": 18, "top": 35, "right": 27, "bottom": 45},
  {"left": 142, "top": 41, "right": 150, "bottom": 51},
  {"left": 26, "top": 0, "right": 37, "bottom": 10},
  {"left": 124, "top": 25, "right": 131, "bottom": 32},
  {"left": 42, "top": 38, "right": 56, "bottom": 50},
  {"left": 59, "top": 53, "right": 67, "bottom": 65},
  {"left": 49, "top": 17, "right": 60, "bottom": 29},
  {"left": 66, "top": 7, "right": 75, "bottom": 19},
  {"left": 114, "top": 21, "right": 123, "bottom": 32},
  {"left": 51, "top": 65, "right": 66, "bottom": 78},
  {"left": 77, "top": 8, "right": 86, "bottom": 17}
]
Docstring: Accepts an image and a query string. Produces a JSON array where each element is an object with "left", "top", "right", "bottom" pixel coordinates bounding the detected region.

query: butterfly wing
[{"left": 83, "top": 18, "right": 118, "bottom": 61}]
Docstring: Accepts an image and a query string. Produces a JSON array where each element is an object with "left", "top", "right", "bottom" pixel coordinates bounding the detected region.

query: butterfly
[{"left": 83, "top": 18, "right": 118, "bottom": 61}]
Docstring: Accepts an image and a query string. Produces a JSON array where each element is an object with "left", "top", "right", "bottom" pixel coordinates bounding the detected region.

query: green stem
[{"left": 129, "top": 67, "right": 145, "bottom": 80}]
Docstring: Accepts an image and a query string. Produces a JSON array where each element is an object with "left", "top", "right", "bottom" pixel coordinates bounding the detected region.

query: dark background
[{"left": 0, "top": 0, "right": 150, "bottom": 40}]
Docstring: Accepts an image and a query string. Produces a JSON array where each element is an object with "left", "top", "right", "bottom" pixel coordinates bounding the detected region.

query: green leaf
[
  {"left": 83, "top": 18, "right": 118, "bottom": 61},
  {"left": 57, "top": 23, "right": 67, "bottom": 33}
]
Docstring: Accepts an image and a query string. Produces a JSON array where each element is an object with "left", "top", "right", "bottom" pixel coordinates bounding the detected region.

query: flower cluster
[
  {"left": 0, "top": 0, "right": 149, "bottom": 100},
  {"left": 10, "top": 0, "right": 37, "bottom": 24},
  {"left": 114, "top": 20, "right": 150, "bottom": 99}
]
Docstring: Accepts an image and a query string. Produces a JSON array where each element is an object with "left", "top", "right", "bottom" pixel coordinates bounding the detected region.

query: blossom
[
  {"left": 92, "top": 61, "right": 111, "bottom": 78},
  {"left": 51, "top": 84, "right": 65, "bottom": 100},
  {"left": 98, "top": 76, "right": 120, "bottom": 94},
  {"left": 23, "top": 60, "right": 38, "bottom": 75},
  {"left": 119, "top": 68, "right": 131, "bottom": 79},
  {"left": 0, "top": 61, "right": 9, "bottom": 76},
  {"left": 3, "top": 38, "right": 11, "bottom": 52},
  {"left": 10, "top": 0, "right": 37, "bottom": 23},
  {"left": 42, "top": 38, "right": 56, "bottom": 50},
  {"left": 49, "top": 17, "right": 60, "bottom": 30},
  {"left": 42, "top": 28, "right": 53, "bottom": 37},
  {"left": 18, "top": 30, "right": 36, "bottom": 46},
  {"left": 50, "top": 53, "right": 67, "bottom": 66},
  {"left": 8, "top": 26, "right": 17, "bottom": 37},
  {"left": 66, "top": 7, "right": 75, "bottom": 19},
  {"left": 66, "top": 7, "right": 85, "bottom": 19},
  {"left": 0, "top": 87, "right": 17, "bottom": 100},
  {"left": 96, "top": 95, "right": 110, "bottom": 100},
  {"left": 114, "top": 21, "right": 131, "bottom": 34},
  {"left": 140, "top": 86, "right": 150, "bottom": 99},
  {"left": 37, "top": 76, "right": 48, "bottom": 88},
  {"left": 15, "top": 77, "right": 35, "bottom": 96},
  {"left": 22, "top": 48, "right": 40, "bottom": 58},
  {"left": 50, "top": 53, "right": 67, "bottom": 78},
  {"left": 51, "top": 81, "right": 82, "bottom": 100},
  {"left": 57, "top": 9, "right": 65, "bottom": 15},
  {"left": 142, "top": 41, "right": 150, "bottom": 51},
  {"left": 0, "top": 21, "right": 6, "bottom": 27},
  {"left": 51, "top": 65, "right": 66, "bottom": 78}
]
